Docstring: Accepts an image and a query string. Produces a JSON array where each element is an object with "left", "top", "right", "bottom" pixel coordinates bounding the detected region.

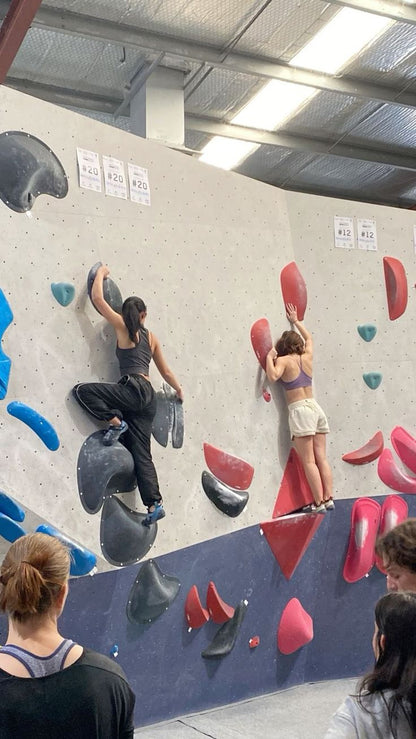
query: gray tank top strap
[{"left": 1, "top": 639, "right": 76, "bottom": 677}]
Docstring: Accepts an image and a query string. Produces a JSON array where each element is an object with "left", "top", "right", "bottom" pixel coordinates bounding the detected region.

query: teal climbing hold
[
  {"left": 357, "top": 325, "right": 376, "bottom": 342},
  {"left": 51, "top": 282, "right": 75, "bottom": 307},
  {"left": 0, "top": 288, "right": 13, "bottom": 399},
  {"left": 363, "top": 372, "right": 382, "bottom": 390}
]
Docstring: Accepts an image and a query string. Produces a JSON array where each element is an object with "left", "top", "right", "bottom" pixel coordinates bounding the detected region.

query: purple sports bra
[{"left": 279, "top": 356, "right": 312, "bottom": 391}]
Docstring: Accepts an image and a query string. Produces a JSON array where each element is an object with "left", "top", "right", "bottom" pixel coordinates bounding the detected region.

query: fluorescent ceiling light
[
  {"left": 232, "top": 79, "right": 316, "bottom": 131},
  {"left": 199, "top": 137, "right": 259, "bottom": 170},
  {"left": 290, "top": 8, "right": 393, "bottom": 74}
]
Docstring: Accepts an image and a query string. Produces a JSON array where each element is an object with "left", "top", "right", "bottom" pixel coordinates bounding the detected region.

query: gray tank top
[
  {"left": 0, "top": 639, "right": 76, "bottom": 677},
  {"left": 116, "top": 326, "right": 152, "bottom": 376}
]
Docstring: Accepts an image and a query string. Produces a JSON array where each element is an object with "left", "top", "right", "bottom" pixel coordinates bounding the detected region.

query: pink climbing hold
[
  {"left": 375, "top": 495, "right": 408, "bottom": 573},
  {"left": 280, "top": 262, "right": 307, "bottom": 321},
  {"left": 377, "top": 448, "right": 416, "bottom": 494},
  {"left": 262, "top": 389, "right": 271, "bottom": 403},
  {"left": 383, "top": 256, "right": 408, "bottom": 320},
  {"left": 250, "top": 318, "right": 273, "bottom": 372},
  {"left": 343, "top": 498, "right": 381, "bottom": 583},
  {"left": 203, "top": 443, "right": 254, "bottom": 491},
  {"left": 342, "top": 431, "right": 384, "bottom": 465},
  {"left": 206, "top": 581, "right": 235, "bottom": 624},
  {"left": 249, "top": 636, "right": 260, "bottom": 648},
  {"left": 391, "top": 426, "right": 416, "bottom": 475},
  {"left": 277, "top": 598, "right": 313, "bottom": 655},
  {"left": 184, "top": 585, "right": 209, "bottom": 629}
]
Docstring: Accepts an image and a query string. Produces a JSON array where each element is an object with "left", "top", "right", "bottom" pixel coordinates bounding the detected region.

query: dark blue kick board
[{"left": 1, "top": 495, "right": 411, "bottom": 728}]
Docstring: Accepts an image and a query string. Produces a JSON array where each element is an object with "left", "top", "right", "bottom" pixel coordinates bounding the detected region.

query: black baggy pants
[{"left": 73, "top": 374, "right": 161, "bottom": 508}]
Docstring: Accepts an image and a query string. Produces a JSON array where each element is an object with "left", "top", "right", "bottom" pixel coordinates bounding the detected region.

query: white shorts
[{"left": 288, "top": 398, "right": 330, "bottom": 438}]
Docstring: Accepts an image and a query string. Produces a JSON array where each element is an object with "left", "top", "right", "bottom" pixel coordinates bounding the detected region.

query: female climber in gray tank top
[
  {"left": 265, "top": 303, "right": 333, "bottom": 514},
  {"left": 73, "top": 263, "right": 183, "bottom": 526}
]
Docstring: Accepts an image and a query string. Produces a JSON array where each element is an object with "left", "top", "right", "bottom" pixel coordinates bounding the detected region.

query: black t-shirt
[{"left": 0, "top": 647, "right": 135, "bottom": 738}]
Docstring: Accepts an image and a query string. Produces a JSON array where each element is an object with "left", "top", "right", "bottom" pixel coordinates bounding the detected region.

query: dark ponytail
[
  {"left": 122, "top": 296, "right": 146, "bottom": 344},
  {"left": 0, "top": 533, "right": 70, "bottom": 622}
]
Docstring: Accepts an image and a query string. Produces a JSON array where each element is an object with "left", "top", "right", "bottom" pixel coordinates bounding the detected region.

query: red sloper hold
[
  {"left": 391, "top": 426, "right": 416, "bottom": 475},
  {"left": 375, "top": 495, "right": 408, "bottom": 573},
  {"left": 280, "top": 262, "right": 307, "bottom": 321},
  {"left": 272, "top": 448, "right": 314, "bottom": 518},
  {"left": 343, "top": 498, "right": 381, "bottom": 583},
  {"left": 260, "top": 513, "right": 324, "bottom": 580},
  {"left": 277, "top": 598, "right": 313, "bottom": 655},
  {"left": 206, "top": 581, "right": 235, "bottom": 623},
  {"left": 342, "top": 431, "right": 384, "bottom": 465},
  {"left": 184, "top": 586, "right": 209, "bottom": 629},
  {"left": 250, "top": 318, "right": 273, "bottom": 372},
  {"left": 203, "top": 443, "right": 254, "bottom": 491},
  {"left": 383, "top": 256, "right": 408, "bottom": 320},
  {"left": 377, "top": 448, "right": 416, "bottom": 494}
]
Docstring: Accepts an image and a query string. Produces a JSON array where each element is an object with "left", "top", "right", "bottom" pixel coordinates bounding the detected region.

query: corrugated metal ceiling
[{"left": 1, "top": 0, "right": 415, "bottom": 207}]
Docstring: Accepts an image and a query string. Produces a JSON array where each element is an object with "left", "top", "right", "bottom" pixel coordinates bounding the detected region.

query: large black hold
[
  {"left": 77, "top": 431, "right": 137, "bottom": 514},
  {"left": 0, "top": 131, "right": 68, "bottom": 212},
  {"left": 201, "top": 600, "right": 248, "bottom": 659},
  {"left": 87, "top": 261, "right": 123, "bottom": 315},
  {"left": 126, "top": 559, "right": 181, "bottom": 624},
  {"left": 201, "top": 471, "right": 249, "bottom": 517},
  {"left": 100, "top": 496, "right": 157, "bottom": 566}
]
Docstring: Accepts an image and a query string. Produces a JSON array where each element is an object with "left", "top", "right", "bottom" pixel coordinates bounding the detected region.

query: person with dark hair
[
  {"left": 376, "top": 518, "right": 416, "bottom": 592},
  {"left": 325, "top": 592, "right": 416, "bottom": 738},
  {"left": 73, "top": 264, "right": 183, "bottom": 526},
  {"left": 266, "top": 303, "right": 333, "bottom": 514},
  {"left": 0, "top": 533, "right": 135, "bottom": 738}
]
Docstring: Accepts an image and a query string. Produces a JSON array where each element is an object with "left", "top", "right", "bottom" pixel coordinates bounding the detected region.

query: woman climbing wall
[{"left": 73, "top": 264, "right": 183, "bottom": 527}]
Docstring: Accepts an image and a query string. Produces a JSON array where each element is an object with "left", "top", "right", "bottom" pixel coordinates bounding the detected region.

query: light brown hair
[
  {"left": 0, "top": 533, "right": 70, "bottom": 622},
  {"left": 375, "top": 519, "right": 416, "bottom": 573},
  {"left": 275, "top": 330, "right": 304, "bottom": 356}
]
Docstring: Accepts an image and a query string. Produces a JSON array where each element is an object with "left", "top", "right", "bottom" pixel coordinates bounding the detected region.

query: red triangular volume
[
  {"left": 203, "top": 443, "right": 254, "bottom": 490},
  {"left": 277, "top": 598, "right": 313, "bottom": 655},
  {"left": 184, "top": 585, "right": 209, "bottom": 629},
  {"left": 273, "top": 448, "right": 314, "bottom": 518},
  {"left": 261, "top": 514, "right": 323, "bottom": 580},
  {"left": 206, "top": 581, "right": 235, "bottom": 623}
]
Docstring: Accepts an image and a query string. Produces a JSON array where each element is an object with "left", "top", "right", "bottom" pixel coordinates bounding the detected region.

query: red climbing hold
[
  {"left": 250, "top": 318, "right": 273, "bottom": 371},
  {"left": 343, "top": 498, "right": 381, "bottom": 583},
  {"left": 391, "top": 426, "right": 416, "bottom": 475},
  {"left": 260, "top": 513, "right": 324, "bottom": 580},
  {"left": 262, "top": 389, "right": 271, "bottom": 403},
  {"left": 383, "top": 256, "right": 408, "bottom": 320},
  {"left": 280, "top": 262, "right": 307, "bottom": 321},
  {"left": 184, "top": 585, "right": 209, "bottom": 629},
  {"left": 277, "top": 598, "right": 313, "bottom": 655},
  {"left": 342, "top": 431, "right": 384, "bottom": 465},
  {"left": 206, "top": 581, "right": 235, "bottom": 624},
  {"left": 249, "top": 636, "right": 260, "bottom": 648},
  {"left": 203, "top": 443, "right": 254, "bottom": 491},
  {"left": 272, "top": 448, "right": 314, "bottom": 518},
  {"left": 378, "top": 448, "right": 416, "bottom": 494},
  {"left": 375, "top": 495, "right": 408, "bottom": 573}
]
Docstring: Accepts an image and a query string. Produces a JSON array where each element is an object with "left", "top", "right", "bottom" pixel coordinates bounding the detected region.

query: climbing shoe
[
  {"left": 103, "top": 420, "right": 128, "bottom": 446},
  {"left": 142, "top": 502, "right": 166, "bottom": 527}
]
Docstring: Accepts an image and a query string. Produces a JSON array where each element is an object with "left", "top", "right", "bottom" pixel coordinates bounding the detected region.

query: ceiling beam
[
  {"left": 2, "top": 2, "right": 416, "bottom": 109},
  {"left": 326, "top": 0, "right": 416, "bottom": 24},
  {"left": 0, "top": 0, "right": 43, "bottom": 84},
  {"left": 185, "top": 115, "right": 416, "bottom": 172},
  {"left": 6, "top": 77, "right": 121, "bottom": 114}
]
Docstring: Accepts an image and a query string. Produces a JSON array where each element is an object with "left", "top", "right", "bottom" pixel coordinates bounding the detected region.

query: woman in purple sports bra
[{"left": 266, "top": 303, "right": 334, "bottom": 514}]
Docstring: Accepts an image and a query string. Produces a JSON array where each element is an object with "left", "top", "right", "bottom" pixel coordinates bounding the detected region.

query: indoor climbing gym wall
[{"left": 1, "top": 82, "right": 416, "bottom": 728}]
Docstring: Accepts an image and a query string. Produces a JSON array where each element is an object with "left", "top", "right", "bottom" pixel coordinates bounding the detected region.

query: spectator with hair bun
[{"left": 0, "top": 533, "right": 135, "bottom": 738}]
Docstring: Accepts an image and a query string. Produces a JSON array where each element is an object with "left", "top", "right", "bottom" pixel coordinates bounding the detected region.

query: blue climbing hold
[
  {"left": 51, "top": 282, "right": 75, "bottom": 307},
  {"left": 0, "top": 513, "right": 26, "bottom": 543},
  {"left": 110, "top": 644, "right": 119, "bottom": 658},
  {"left": 0, "top": 288, "right": 13, "bottom": 399},
  {"left": 36, "top": 524, "right": 96, "bottom": 576},
  {"left": 7, "top": 401, "right": 60, "bottom": 451},
  {"left": 357, "top": 325, "right": 377, "bottom": 342},
  {"left": 0, "top": 492, "right": 25, "bottom": 522},
  {"left": 363, "top": 372, "right": 382, "bottom": 390}
]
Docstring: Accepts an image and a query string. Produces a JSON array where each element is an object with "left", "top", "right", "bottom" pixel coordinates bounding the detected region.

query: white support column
[{"left": 130, "top": 67, "right": 185, "bottom": 148}]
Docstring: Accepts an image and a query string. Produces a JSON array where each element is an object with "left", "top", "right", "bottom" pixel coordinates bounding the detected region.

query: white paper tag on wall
[
  {"left": 357, "top": 218, "right": 377, "bottom": 251},
  {"left": 128, "top": 164, "right": 151, "bottom": 206},
  {"left": 76, "top": 148, "right": 102, "bottom": 192},
  {"left": 334, "top": 216, "right": 354, "bottom": 249},
  {"left": 102, "top": 156, "right": 128, "bottom": 199}
]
